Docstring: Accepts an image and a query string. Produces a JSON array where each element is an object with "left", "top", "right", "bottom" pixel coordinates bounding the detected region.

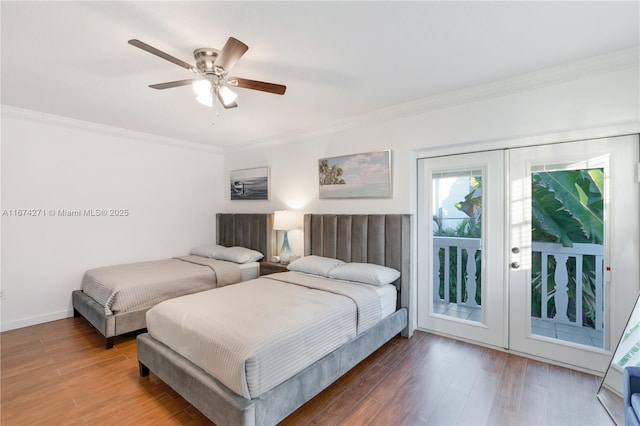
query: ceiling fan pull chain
[{"left": 211, "top": 86, "right": 219, "bottom": 125}]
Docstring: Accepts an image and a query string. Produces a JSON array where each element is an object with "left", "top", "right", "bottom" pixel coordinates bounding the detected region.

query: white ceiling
[{"left": 1, "top": 1, "right": 638, "bottom": 149}]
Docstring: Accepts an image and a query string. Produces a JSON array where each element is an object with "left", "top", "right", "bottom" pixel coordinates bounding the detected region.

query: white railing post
[
  {"left": 466, "top": 248, "right": 479, "bottom": 307},
  {"left": 595, "top": 256, "right": 604, "bottom": 331},
  {"left": 576, "top": 256, "right": 584, "bottom": 327},
  {"left": 553, "top": 254, "right": 570, "bottom": 323}
]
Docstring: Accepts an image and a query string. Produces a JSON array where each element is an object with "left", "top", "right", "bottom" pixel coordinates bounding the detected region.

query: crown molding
[
  {"left": 227, "top": 46, "right": 639, "bottom": 153},
  {"left": 1, "top": 105, "right": 224, "bottom": 154}
]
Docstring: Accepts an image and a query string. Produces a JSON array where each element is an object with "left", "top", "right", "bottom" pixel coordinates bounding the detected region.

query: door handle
[{"left": 511, "top": 262, "right": 520, "bottom": 269}]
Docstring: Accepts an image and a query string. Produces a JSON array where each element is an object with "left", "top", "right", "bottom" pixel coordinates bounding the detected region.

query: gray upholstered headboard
[
  {"left": 303, "top": 214, "right": 412, "bottom": 315},
  {"left": 216, "top": 213, "right": 275, "bottom": 261}
]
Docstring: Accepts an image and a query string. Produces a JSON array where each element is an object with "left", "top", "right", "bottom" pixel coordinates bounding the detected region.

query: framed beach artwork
[
  {"left": 318, "top": 150, "right": 392, "bottom": 199},
  {"left": 230, "top": 167, "right": 270, "bottom": 201}
]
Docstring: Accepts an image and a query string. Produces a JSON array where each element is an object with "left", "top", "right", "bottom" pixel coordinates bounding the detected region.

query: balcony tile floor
[{"left": 433, "top": 301, "right": 604, "bottom": 348}]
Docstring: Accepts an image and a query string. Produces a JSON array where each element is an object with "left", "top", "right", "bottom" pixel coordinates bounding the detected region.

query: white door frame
[
  {"left": 416, "top": 134, "right": 639, "bottom": 374},
  {"left": 417, "top": 150, "right": 506, "bottom": 349},
  {"left": 508, "top": 135, "right": 640, "bottom": 373}
]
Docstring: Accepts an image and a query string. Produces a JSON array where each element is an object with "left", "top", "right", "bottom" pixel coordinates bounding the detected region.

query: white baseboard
[{"left": 0, "top": 309, "right": 74, "bottom": 332}]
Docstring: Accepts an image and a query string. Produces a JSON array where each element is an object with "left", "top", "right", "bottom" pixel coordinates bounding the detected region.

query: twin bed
[
  {"left": 137, "top": 213, "right": 412, "bottom": 425},
  {"left": 72, "top": 213, "right": 274, "bottom": 348}
]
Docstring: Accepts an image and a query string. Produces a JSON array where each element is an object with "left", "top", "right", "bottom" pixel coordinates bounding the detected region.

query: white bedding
[{"left": 146, "top": 271, "right": 396, "bottom": 399}]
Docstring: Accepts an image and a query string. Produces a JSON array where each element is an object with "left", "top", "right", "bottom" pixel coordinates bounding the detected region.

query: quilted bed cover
[
  {"left": 81, "top": 255, "right": 242, "bottom": 315},
  {"left": 145, "top": 271, "right": 391, "bottom": 399}
]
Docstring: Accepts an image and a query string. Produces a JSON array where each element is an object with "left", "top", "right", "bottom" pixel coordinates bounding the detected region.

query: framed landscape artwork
[
  {"left": 318, "top": 150, "right": 392, "bottom": 199},
  {"left": 230, "top": 167, "right": 270, "bottom": 201}
]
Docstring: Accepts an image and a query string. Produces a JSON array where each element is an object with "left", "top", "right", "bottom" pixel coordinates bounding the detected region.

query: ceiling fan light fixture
[
  {"left": 192, "top": 79, "right": 212, "bottom": 97},
  {"left": 196, "top": 93, "right": 214, "bottom": 107},
  {"left": 218, "top": 85, "right": 238, "bottom": 106}
]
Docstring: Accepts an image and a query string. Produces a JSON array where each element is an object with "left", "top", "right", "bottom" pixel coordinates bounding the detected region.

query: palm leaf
[{"left": 536, "top": 171, "right": 603, "bottom": 244}]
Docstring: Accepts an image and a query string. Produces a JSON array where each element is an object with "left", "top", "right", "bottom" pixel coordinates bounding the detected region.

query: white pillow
[
  {"left": 190, "top": 244, "right": 225, "bottom": 258},
  {"left": 328, "top": 262, "right": 401, "bottom": 286},
  {"left": 287, "top": 255, "right": 345, "bottom": 277},
  {"left": 214, "top": 246, "right": 264, "bottom": 264}
]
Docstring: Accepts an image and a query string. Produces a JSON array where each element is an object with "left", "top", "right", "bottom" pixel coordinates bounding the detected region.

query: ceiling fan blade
[
  {"left": 228, "top": 77, "right": 286, "bottom": 95},
  {"left": 213, "top": 37, "right": 248, "bottom": 74},
  {"left": 149, "top": 79, "right": 198, "bottom": 90},
  {"left": 128, "top": 39, "right": 195, "bottom": 71}
]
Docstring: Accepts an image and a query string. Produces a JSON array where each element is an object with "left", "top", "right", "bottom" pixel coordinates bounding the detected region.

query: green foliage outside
[{"left": 530, "top": 169, "right": 604, "bottom": 328}]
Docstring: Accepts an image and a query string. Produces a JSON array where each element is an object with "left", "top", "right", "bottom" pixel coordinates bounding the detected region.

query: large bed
[
  {"left": 137, "top": 213, "right": 412, "bottom": 425},
  {"left": 72, "top": 213, "right": 274, "bottom": 349}
]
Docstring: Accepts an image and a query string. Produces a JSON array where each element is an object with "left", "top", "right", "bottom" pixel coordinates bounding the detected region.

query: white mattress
[
  {"left": 239, "top": 262, "right": 259, "bottom": 280},
  {"left": 146, "top": 271, "right": 395, "bottom": 399},
  {"left": 373, "top": 282, "right": 398, "bottom": 319}
]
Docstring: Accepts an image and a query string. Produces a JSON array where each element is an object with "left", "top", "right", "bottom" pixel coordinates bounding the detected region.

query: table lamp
[{"left": 273, "top": 210, "right": 301, "bottom": 264}]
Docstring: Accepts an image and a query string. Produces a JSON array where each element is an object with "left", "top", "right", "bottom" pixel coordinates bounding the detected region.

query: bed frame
[
  {"left": 137, "top": 214, "right": 412, "bottom": 425},
  {"left": 72, "top": 213, "right": 274, "bottom": 349}
]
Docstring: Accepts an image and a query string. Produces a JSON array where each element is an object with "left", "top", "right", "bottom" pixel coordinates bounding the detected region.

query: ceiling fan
[{"left": 128, "top": 37, "right": 286, "bottom": 110}]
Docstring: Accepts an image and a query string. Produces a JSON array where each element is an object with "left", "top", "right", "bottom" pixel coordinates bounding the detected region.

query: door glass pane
[
  {"left": 530, "top": 167, "right": 604, "bottom": 349},
  {"left": 432, "top": 170, "right": 482, "bottom": 323}
]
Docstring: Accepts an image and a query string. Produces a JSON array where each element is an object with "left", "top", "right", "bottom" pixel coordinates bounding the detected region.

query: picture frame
[
  {"left": 318, "top": 149, "right": 392, "bottom": 199},
  {"left": 229, "top": 166, "right": 270, "bottom": 201}
]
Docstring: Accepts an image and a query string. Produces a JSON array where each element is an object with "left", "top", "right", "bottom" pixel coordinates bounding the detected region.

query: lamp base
[{"left": 280, "top": 230, "right": 292, "bottom": 264}]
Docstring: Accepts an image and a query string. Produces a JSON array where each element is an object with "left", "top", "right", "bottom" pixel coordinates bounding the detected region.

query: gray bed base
[
  {"left": 138, "top": 308, "right": 407, "bottom": 426},
  {"left": 72, "top": 289, "right": 145, "bottom": 348},
  {"left": 137, "top": 214, "right": 413, "bottom": 424},
  {"left": 72, "top": 213, "right": 274, "bottom": 349}
]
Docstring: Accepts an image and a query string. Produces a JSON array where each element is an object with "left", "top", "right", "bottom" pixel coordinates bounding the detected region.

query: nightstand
[{"left": 260, "top": 261, "right": 289, "bottom": 276}]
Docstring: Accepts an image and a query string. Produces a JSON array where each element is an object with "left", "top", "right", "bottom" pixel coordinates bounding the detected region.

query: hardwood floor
[{"left": 1, "top": 317, "right": 615, "bottom": 425}]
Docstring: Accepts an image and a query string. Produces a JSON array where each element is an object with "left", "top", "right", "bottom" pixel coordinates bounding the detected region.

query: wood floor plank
[
  {"left": 456, "top": 369, "right": 502, "bottom": 425},
  {"left": 1, "top": 318, "right": 615, "bottom": 426},
  {"left": 490, "top": 353, "right": 527, "bottom": 413},
  {"left": 282, "top": 380, "right": 348, "bottom": 424},
  {"left": 336, "top": 396, "right": 383, "bottom": 426},
  {"left": 311, "top": 387, "right": 367, "bottom": 426}
]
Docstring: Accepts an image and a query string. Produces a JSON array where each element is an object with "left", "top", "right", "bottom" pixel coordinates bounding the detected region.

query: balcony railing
[{"left": 433, "top": 236, "right": 604, "bottom": 330}]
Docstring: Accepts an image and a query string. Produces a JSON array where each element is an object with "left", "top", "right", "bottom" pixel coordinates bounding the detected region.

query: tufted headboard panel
[
  {"left": 216, "top": 213, "right": 275, "bottom": 261},
  {"left": 303, "top": 214, "right": 412, "bottom": 319}
]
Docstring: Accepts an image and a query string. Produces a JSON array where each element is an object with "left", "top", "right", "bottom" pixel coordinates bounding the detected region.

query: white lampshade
[
  {"left": 196, "top": 93, "right": 214, "bottom": 107},
  {"left": 218, "top": 85, "right": 238, "bottom": 106},
  {"left": 273, "top": 210, "right": 302, "bottom": 231},
  {"left": 192, "top": 79, "right": 212, "bottom": 96},
  {"left": 193, "top": 79, "right": 214, "bottom": 106}
]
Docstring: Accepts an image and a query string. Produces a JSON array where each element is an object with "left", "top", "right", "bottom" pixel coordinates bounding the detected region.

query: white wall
[
  {"left": 0, "top": 109, "right": 225, "bottom": 330},
  {"left": 223, "top": 53, "right": 640, "bottom": 331},
  {"left": 223, "top": 55, "right": 639, "bottom": 217}
]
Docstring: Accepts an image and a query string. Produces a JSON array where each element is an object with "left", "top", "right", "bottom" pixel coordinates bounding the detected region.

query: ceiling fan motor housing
[{"left": 194, "top": 48, "right": 224, "bottom": 75}]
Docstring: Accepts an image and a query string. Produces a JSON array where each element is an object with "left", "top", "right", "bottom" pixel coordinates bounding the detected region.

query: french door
[
  {"left": 417, "top": 150, "right": 506, "bottom": 348},
  {"left": 417, "top": 135, "right": 639, "bottom": 373}
]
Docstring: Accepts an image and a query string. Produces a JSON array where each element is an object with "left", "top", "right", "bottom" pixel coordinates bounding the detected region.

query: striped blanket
[
  {"left": 146, "top": 271, "right": 382, "bottom": 399},
  {"left": 81, "top": 256, "right": 242, "bottom": 315}
]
